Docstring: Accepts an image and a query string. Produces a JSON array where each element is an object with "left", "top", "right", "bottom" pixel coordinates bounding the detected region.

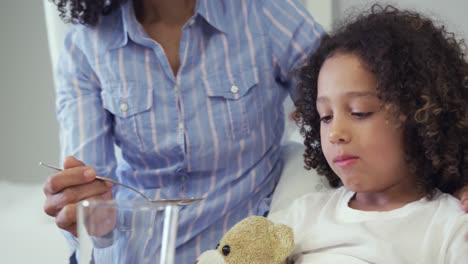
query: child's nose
[{"left": 328, "top": 128, "right": 351, "bottom": 144}]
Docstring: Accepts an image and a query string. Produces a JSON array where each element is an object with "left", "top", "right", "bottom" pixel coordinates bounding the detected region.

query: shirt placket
[{"left": 174, "top": 15, "right": 199, "bottom": 197}]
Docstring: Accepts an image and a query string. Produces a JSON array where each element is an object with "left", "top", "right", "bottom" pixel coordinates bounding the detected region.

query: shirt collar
[
  {"left": 107, "top": 1, "right": 138, "bottom": 50},
  {"left": 107, "top": 0, "right": 227, "bottom": 50},
  {"left": 195, "top": 0, "right": 227, "bottom": 33}
]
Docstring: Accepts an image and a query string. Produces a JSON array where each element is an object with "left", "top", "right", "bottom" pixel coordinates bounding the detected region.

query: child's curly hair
[
  {"left": 50, "top": 0, "right": 128, "bottom": 26},
  {"left": 295, "top": 4, "right": 468, "bottom": 195}
]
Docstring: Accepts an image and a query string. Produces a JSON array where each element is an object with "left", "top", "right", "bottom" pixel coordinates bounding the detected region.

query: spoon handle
[
  {"left": 39, "top": 162, "right": 152, "bottom": 202},
  {"left": 94, "top": 175, "right": 152, "bottom": 201},
  {"left": 39, "top": 162, "right": 205, "bottom": 205},
  {"left": 38, "top": 162, "right": 62, "bottom": 172}
]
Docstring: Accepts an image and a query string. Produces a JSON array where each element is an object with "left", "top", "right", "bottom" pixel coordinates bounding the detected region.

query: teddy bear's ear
[{"left": 269, "top": 223, "right": 294, "bottom": 263}]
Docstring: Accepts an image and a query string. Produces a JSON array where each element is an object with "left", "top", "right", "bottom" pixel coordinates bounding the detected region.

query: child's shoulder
[
  {"left": 429, "top": 190, "right": 466, "bottom": 218},
  {"left": 428, "top": 191, "right": 468, "bottom": 262},
  {"left": 422, "top": 190, "right": 468, "bottom": 242}
]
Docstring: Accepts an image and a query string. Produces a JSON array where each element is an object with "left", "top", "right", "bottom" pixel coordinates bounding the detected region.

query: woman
[{"left": 43, "top": 0, "right": 325, "bottom": 262}]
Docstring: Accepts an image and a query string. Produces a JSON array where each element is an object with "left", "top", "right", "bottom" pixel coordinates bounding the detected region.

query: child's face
[{"left": 316, "top": 52, "right": 416, "bottom": 194}]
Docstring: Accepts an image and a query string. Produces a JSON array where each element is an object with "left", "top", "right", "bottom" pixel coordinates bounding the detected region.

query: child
[{"left": 269, "top": 4, "right": 468, "bottom": 263}]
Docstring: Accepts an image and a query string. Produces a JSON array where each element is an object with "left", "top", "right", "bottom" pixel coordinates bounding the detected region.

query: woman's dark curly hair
[
  {"left": 295, "top": 4, "right": 468, "bottom": 196},
  {"left": 50, "top": 0, "right": 129, "bottom": 26}
]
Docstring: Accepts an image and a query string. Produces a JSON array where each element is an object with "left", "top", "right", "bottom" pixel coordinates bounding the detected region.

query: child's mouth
[{"left": 334, "top": 155, "right": 359, "bottom": 167}]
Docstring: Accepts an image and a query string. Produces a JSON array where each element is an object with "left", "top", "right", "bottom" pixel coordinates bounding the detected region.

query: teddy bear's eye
[
  {"left": 215, "top": 243, "right": 219, "bottom": 249},
  {"left": 222, "top": 245, "right": 231, "bottom": 256}
]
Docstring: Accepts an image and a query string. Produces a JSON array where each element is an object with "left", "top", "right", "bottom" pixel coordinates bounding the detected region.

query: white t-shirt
[{"left": 268, "top": 187, "right": 468, "bottom": 264}]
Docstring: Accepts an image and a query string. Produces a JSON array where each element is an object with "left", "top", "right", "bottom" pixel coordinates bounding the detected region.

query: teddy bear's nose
[{"left": 222, "top": 245, "right": 231, "bottom": 256}]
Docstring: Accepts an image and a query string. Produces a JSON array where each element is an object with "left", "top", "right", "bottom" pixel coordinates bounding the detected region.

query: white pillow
[
  {"left": 0, "top": 181, "right": 69, "bottom": 263},
  {"left": 270, "top": 141, "right": 331, "bottom": 213}
]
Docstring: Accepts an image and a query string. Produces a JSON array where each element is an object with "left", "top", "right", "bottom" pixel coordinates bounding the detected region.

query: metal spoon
[{"left": 39, "top": 162, "right": 204, "bottom": 206}]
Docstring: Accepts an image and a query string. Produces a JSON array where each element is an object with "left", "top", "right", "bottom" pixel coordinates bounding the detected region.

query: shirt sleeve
[
  {"left": 261, "top": 0, "right": 325, "bottom": 101},
  {"left": 444, "top": 214, "right": 468, "bottom": 263},
  {"left": 55, "top": 28, "right": 117, "bottom": 176},
  {"left": 54, "top": 28, "right": 118, "bottom": 252}
]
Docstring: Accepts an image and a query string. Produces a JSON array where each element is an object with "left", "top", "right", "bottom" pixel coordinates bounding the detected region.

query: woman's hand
[{"left": 43, "top": 156, "right": 113, "bottom": 237}]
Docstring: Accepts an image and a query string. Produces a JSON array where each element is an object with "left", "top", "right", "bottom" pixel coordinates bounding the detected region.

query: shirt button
[
  {"left": 178, "top": 122, "right": 184, "bottom": 130},
  {"left": 230, "top": 85, "right": 239, "bottom": 94},
  {"left": 188, "top": 18, "right": 195, "bottom": 26},
  {"left": 120, "top": 103, "right": 128, "bottom": 112}
]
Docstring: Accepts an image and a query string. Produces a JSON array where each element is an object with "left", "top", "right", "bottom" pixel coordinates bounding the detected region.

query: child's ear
[{"left": 289, "top": 110, "right": 299, "bottom": 121}]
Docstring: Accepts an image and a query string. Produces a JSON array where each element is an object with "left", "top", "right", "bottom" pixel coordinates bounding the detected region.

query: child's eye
[
  {"left": 320, "top": 115, "right": 333, "bottom": 123},
  {"left": 352, "top": 112, "right": 372, "bottom": 119}
]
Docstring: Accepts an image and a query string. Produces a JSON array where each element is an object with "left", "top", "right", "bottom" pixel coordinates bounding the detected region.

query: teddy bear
[{"left": 195, "top": 216, "right": 294, "bottom": 264}]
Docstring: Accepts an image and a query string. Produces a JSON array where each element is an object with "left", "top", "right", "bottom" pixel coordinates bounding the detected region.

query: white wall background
[
  {"left": 0, "top": 1, "right": 59, "bottom": 183},
  {"left": 0, "top": 0, "right": 466, "bottom": 183},
  {"left": 332, "top": 0, "right": 468, "bottom": 39}
]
